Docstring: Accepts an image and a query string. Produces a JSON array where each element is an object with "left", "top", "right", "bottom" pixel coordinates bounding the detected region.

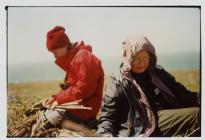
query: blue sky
[{"left": 8, "top": 7, "right": 200, "bottom": 64}]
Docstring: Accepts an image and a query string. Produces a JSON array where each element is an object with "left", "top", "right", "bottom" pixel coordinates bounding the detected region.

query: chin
[{"left": 135, "top": 69, "right": 146, "bottom": 73}]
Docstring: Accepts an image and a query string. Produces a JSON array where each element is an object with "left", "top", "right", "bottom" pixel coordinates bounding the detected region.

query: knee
[{"left": 44, "top": 110, "right": 65, "bottom": 126}]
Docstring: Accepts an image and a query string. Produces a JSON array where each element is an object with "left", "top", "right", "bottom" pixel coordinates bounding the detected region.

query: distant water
[
  {"left": 8, "top": 52, "right": 200, "bottom": 83},
  {"left": 8, "top": 62, "right": 65, "bottom": 83},
  {"left": 157, "top": 52, "right": 200, "bottom": 70}
]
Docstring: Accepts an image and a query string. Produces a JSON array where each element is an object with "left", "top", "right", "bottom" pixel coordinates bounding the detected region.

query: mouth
[{"left": 136, "top": 67, "right": 144, "bottom": 70}]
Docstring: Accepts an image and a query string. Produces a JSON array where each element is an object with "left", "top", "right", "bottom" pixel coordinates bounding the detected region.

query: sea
[{"left": 8, "top": 52, "right": 200, "bottom": 83}]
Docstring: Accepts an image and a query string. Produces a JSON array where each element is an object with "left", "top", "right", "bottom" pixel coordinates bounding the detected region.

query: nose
[
  {"left": 137, "top": 59, "right": 143, "bottom": 66},
  {"left": 53, "top": 53, "right": 58, "bottom": 58}
]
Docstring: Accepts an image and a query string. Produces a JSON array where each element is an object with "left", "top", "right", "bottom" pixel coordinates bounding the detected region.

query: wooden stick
[
  {"left": 12, "top": 114, "right": 37, "bottom": 137},
  {"left": 16, "top": 114, "right": 34, "bottom": 128},
  {"left": 55, "top": 108, "right": 66, "bottom": 112},
  {"left": 60, "top": 99, "right": 82, "bottom": 106},
  {"left": 12, "top": 128, "right": 27, "bottom": 137},
  {"left": 56, "top": 105, "right": 92, "bottom": 110},
  {"left": 186, "top": 127, "right": 200, "bottom": 137}
]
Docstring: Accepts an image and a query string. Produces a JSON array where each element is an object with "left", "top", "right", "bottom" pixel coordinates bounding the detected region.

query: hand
[
  {"left": 42, "top": 97, "right": 55, "bottom": 108},
  {"left": 50, "top": 100, "right": 59, "bottom": 110}
]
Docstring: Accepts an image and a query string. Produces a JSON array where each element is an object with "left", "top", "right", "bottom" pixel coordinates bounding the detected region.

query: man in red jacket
[{"left": 42, "top": 26, "right": 104, "bottom": 129}]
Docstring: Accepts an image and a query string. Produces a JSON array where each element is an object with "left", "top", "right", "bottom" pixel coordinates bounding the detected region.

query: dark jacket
[{"left": 97, "top": 65, "right": 199, "bottom": 137}]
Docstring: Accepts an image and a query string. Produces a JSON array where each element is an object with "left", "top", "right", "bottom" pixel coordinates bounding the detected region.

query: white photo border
[{"left": 0, "top": 0, "right": 204, "bottom": 140}]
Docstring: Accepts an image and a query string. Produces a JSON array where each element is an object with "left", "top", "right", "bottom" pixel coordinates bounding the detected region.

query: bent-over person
[{"left": 42, "top": 26, "right": 104, "bottom": 130}]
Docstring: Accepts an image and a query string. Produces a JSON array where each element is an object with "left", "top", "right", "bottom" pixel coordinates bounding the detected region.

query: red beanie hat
[{"left": 46, "top": 26, "right": 70, "bottom": 51}]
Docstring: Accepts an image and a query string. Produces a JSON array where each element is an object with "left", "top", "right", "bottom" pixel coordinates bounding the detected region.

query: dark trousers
[
  {"left": 155, "top": 107, "right": 200, "bottom": 137},
  {"left": 64, "top": 111, "right": 98, "bottom": 129}
]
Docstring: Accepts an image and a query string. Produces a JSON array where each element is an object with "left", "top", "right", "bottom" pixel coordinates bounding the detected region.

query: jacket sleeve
[
  {"left": 97, "top": 78, "right": 120, "bottom": 136},
  {"left": 53, "top": 55, "right": 99, "bottom": 104},
  {"left": 159, "top": 67, "right": 200, "bottom": 107}
]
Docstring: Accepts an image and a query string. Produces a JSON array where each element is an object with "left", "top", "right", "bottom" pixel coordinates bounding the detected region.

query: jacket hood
[
  {"left": 121, "top": 35, "right": 157, "bottom": 73},
  {"left": 55, "top": 41, "right": 92, "bottom": 71}
]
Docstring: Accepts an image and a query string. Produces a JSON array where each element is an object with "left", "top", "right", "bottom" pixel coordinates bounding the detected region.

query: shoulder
[
  {"left": 105, "top": 72, "right": 129, "bottom": 98},
  {"left": 71, "top": 49, "right": 93, "bottom": 66},
  {"left": 153, "top": 65, "right": 175, "bottom": 80},
  {"left": 154, "top": 65, "right": 167, "bottom": 74},
  {"left": 155, "top": 64, "right": 163, "bottom": 70},
  {"left": 75, "top": 49, "right": 91, "bottom": 59}
]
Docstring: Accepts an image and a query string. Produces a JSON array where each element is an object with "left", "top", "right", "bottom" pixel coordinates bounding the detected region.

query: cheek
[
  {"left": 131, "top": 63, "right": 138, "bottom": 71},
  {"left": 56, "top": 52, "right": 61, "bottom": 57},
  {"left": 57, "top": 51, "right": 65, "bottom": 57},
  {"left": 144, "top": 60, "right": 150, "bottom": 68},
  {"left": 132, "top": 61, "right": 144, "bottom": 68},
  {"left": 143, "top": 61, "right": 148, "bottom": 68},
  {"left": 60, "top": 50, "right": 67, "bottom": 57},
  {"left": 131, "top": 60, "right": 149, "bottom": 72},
  {"left": 131, "top": 62, "right": 140, "bottom": 71}
]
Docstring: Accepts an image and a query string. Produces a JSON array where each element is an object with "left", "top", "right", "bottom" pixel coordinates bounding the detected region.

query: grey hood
[
  {"left": 121, "top": 35, "right": 177, "bottom": 103},
  {"left": 121, "top": 35, "right": 157, "bottom": 72}
]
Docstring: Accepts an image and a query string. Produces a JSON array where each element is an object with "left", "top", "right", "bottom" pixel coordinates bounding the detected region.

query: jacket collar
[
  {"left": 121, "top": 66, "right": 177, "bottom": 103},
  {"left": 55, "top": 42, "right": 79, "bottom": 72}
]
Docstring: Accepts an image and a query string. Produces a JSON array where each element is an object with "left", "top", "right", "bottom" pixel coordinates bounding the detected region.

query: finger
[
  {"left": 47, "top": 98, "right": 55, "bottom": 105},
  {"left": 47, "top": 100, "right": 53, "bottom": 105},
  {"left": 50, "top": 103, "right": 56, "bottom": 110},
  {"left": 42, "top": 100, "right": 47, "bottom": 107},
  {"left": 43, "top": 98, "right": 51, "bottom": 107},
  {"left": 42, "top": 98, "right": 49, "bottom": 107},
  {"left": 45, "top": 104, "right": 51, "bottom": 109}
]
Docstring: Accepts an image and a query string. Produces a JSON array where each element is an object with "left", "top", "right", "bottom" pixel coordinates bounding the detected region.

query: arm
[
  {"left": 97, "top": 78, "right": 121, "bottom": 136},
  {"left": 158, "top": 67, "right": 200, "bottom": 107},
  {"left": 53, "top": 56, "right": 99, "bottom": 104}
]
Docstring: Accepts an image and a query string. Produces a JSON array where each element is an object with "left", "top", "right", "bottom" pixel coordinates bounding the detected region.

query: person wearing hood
[
  {"left": 97, "top": 35, "right": 200, "bottom": 137},
  {"left": 41, "top": 26, "right": 104, "bottom": 129}
]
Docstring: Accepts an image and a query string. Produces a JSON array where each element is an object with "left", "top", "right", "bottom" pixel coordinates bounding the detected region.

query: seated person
[{"left": 97, "top": 35, "right": 200, "bottom": 137}]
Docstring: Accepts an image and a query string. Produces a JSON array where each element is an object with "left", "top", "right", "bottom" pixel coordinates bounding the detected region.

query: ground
[{"left": 7, "top": 70, "right": 200, "bottom": 136}]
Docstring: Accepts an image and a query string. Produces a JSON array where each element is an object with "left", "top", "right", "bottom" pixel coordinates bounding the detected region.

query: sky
[{"left": 8, "top": 7, "right": 200, "bottom": 65}]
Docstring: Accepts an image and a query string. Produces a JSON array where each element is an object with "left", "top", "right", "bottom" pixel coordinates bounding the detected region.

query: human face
[
  {"left": 50, "top": 46, "right": 67, "bottom": 59},
  {"left": 131, "top": 50, "right": 150, "bottom": 73}
]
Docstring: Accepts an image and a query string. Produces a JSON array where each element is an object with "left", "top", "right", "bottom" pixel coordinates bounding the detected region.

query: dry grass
[
  {"left": 7, "top": 70, "right": 200, "bottom": 137},
  {"left": 7, "top": 81, "right": 61, "bottom": 136},
  {"left": 170, "top": 70, "right": 200, "bottom": 92},
  {"left": 9, "top": 100, "right": 95, "bottom": 137}
]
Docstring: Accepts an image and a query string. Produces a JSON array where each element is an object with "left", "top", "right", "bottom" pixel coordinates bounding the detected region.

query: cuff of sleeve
[{"left": 52, "top": 94, "right": 61, "bottom": 104}]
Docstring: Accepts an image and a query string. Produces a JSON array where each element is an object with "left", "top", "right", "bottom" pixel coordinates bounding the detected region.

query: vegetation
[{"left": 7, "top": 70, "right": 200, "bottom": 137}]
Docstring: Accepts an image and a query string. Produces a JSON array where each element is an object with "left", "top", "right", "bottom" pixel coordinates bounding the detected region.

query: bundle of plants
[{"left": 9, "top": 99, "right": 97, "bottom": 137}]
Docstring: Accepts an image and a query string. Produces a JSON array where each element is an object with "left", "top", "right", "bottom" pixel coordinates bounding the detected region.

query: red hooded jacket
[{"left": 53, "top": 41, "right": 104, "bottom": 120}]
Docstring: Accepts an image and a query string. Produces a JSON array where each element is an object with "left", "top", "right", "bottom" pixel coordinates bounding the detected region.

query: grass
[
  {"left": 7, "top": 70, "right": 200, "bottom": 136},
  {"left": 170, "top": 70, "right": 200, "bottom": 92}
]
